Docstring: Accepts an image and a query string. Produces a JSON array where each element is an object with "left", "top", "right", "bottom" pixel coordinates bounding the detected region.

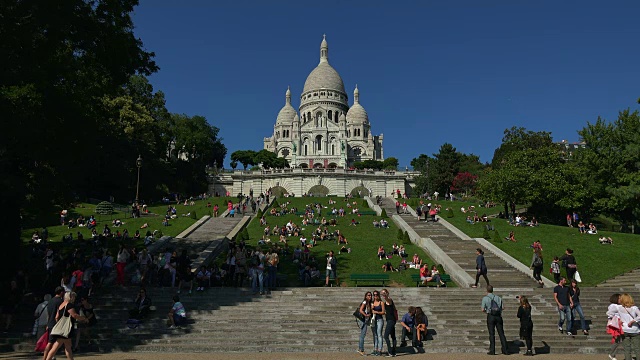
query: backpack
[
  {"left": 533, "top": 255, "right": 542, "bottom": 267},
  {"left": 489, "top": 296, "right": 501, "bottom": 316}
]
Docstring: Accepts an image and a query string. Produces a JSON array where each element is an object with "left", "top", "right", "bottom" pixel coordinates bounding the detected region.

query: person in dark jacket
[
  {"left": 129, "top": 288, "right": 152, "bottom": 320},
  {"left": 517, "top": 295, "right": 534, "bottom": 356},
  {"left": 472, "top": 248, "right": 490, "bottom": 288}
]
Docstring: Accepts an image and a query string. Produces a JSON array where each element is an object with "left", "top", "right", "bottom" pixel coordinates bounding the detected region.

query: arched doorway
[
  {"left": 328, "top": 162, "right": 338, "bottom": 169},
  {"left": 350, "top": 186, "right": 369, "bottom": 198},
  {"left": 270, "top": 186, "right": 289, "bottom": 198},
  {"left": 299, "top": 163, "right": 309, "bottom": 168},
  {"left": 308, "top": 185, "right": 330, "bottom": 196},
  {"left": 313, "top": 163, "right": 324, "bottom": 169}
]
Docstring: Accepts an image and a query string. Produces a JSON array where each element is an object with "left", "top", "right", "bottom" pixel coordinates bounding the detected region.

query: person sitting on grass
[
  {"left": 380, "top": 219, "right": 389, "bottom": 228},
  {"left": 399, "top": 245, "right": 407, "bottom": 258},
  {"left": 505, "top": 231, "right": 516, "bottom": 242},
  {"left": 162, "top": 218, "right": 169, "bottom": 226},
  {"left": 338, "top": 234, "right": 348, "bottom": 245},
  {"left": 377, "top": 246, "right": 386, "bottom": 260},
  {"left": 392, "top": 243, "right": 399, "bottom": 255},
  {"left": 528, "top": 217, "right": 539, "bottom": 227},
  {"left": 587, "top": 223, "right": 598, "bottom": 234},
  {"left": 412, "top": 254, "right": 422, "bottom": 267},
  {"left": 578, "top": 221, "right": 586, "bottom": 234},
  {"left": 373, "top": 220, "right": 380, "bottom": 228},
  {"left": 466, "top": 216, "right": 474, "bottom": 224},
  {"left": 599, "top": 236, "right": 613, "bottom": 245},
  {"left": 350, "top": 218, "right": 358, "bottom": 226},
  {"left": 382, "top": 261, "right": 397, "bottom": 272}
]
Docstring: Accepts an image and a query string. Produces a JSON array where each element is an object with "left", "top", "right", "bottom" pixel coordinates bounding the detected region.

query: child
[{"left": 551, "top": 256, "right": 561, "bottom": 283}]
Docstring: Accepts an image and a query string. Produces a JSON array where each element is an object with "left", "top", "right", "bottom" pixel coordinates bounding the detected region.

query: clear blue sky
[{"left": 132, "top": 0, "right": 640, "bottom": 168}]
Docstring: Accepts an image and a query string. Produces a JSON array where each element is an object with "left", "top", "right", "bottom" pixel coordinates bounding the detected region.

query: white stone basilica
[{"left": 264, "top": 35, "right": 384, "bottom": 169}]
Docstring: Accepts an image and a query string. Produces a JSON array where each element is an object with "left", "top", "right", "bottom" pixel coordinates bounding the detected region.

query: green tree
[
  {"left": 574, "top": 110, "right": 640, "bottom": 229},
  {"left": 231, "top": 150, "right": 257, "bottom": 170},
  {"left": 383, "top": 157, "right": 399, "bottom": 170}
]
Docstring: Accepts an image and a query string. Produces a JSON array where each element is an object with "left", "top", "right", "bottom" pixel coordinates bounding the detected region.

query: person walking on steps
[
  {"left": 569, "top": 279, "right": 589, "bottom": 335},
  {"left": 472, "top": 248, "right": 489, "bottom": 288},
  {"left": 481, "top": 285, "right": 508, "bottom": 355},
  {"left": 554, "top": 277, "right": 574, "bottom": 336},
  {"left": 517, "top": 295, "right": 534, "bottom": 356},
  {"left": 530, "top": 248, "right": 544, "bottom": 288}
]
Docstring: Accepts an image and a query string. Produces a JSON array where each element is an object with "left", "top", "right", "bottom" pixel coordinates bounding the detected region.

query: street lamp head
[{"left": 136, "top": 155, "right": 143, "bottom": 168}]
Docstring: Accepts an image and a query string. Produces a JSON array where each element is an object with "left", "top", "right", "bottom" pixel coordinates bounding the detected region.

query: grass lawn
[
  {"left": 243, "top": 197, "right": 450, "bottom": 287},
  {"left": 441, "top": 201, "right": 640, "bottom": 286},
  {"left": 21, "top": 197, "right": 239, "bottom": 246}
]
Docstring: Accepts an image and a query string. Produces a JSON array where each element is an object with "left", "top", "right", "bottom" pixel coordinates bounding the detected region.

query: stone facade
[
  {"left": 263, "top": 35, "right": 383, "bottom": 168},
  {"left": 208, "top": 169, "right": 419, "bottom": 198}
]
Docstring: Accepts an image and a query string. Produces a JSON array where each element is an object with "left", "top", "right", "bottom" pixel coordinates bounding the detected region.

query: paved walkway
[{"left": 0, "top": 352, "right": 614, "bottom": 360}]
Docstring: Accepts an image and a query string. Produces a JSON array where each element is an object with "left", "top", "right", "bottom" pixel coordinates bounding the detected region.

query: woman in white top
[
  {"left": 116, "top": 244, "right": 130, "bottom": 286},
  {"left": 607, "top": 293, "right": 622, "bottom": 360},
  {"left": 616, "top": 293, "right": 640, "bottom": 360}
]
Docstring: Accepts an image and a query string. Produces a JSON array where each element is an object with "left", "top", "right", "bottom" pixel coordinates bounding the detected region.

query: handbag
[
  {"left": 607, "top": 316, "right": 621, "bottom": 330},
  {"left": 574, "top": 271, "right": 582, "bottom": 283},
  {"left": 50, "top": 304, "right": 73, "bottom": 338},
  {"left": 353, "top": 306, "right": 365, "bottom": 322},
  {"left": 35, "top": 331, "right": 49, "bottom": 352}
]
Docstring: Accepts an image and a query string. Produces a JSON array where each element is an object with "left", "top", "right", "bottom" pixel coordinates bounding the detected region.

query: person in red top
[{"left": 72, "top": 268, "right": 84, "bottom": 291}]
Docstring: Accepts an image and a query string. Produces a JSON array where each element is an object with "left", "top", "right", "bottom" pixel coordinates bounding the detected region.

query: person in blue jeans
[
  {"left": 400, "top": 306, "right": 417, "bottom": 347},
  {"left": 553, "top": 277, "right": 574, "bottom": 335},
  {"left": 371, "top": 291, "right": 386, "bottom": 356},
  {"left": 356, "top": 292, "right": 372, "bottom": 356},
  {"left": 251, "top": 251, "right": 265, "bottom": 295},
  {"left": 570, "top": 279, "right": 589, "bottom": 335}
]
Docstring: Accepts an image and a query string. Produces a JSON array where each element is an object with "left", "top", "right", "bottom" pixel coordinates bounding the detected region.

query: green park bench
[
  {"left": 350, "top": 273, "right": 390, "bottom": 287},
  {"left": 358, "top": 210, "right": 377, "bottom": 216},
  {"left": 410, "top": 273, "right": 451, "bottom": 287}
]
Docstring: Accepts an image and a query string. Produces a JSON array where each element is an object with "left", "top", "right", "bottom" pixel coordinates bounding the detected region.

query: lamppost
[{"left": 135, "top": 155, "right": 143, "bottom": 204}]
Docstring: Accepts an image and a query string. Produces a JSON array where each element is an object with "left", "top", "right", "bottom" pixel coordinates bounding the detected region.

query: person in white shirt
[
  {"left": 615, "top": 293, "right": 640, "bottom": 360},
  {"left": 33, "top": 294, "right": 51, "bottom": 339}
]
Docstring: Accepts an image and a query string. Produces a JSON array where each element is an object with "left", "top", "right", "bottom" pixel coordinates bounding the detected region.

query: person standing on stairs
[
  {"left": 472, "top": 248, "right": 489, "bottom": 288},
  {"left": 569, "top": 279, "right": 589, "bottom": 335},
  {"left": 356, "top": 291, "right": 373, "bottom": 356},
  {"left": 517, "top": 295, "right": 534, "bottom": 356},
  {"left": 560, "top": 248, "right": 577, "bottom": 281},
  {"left": 381, "top": 289, "right": 397, "bottom": 357},
  {"left": 481, "top": 285, "right": 508, "bottom": 355},
  {"left": 371, "top": 291, "right": 386, "bottom": 356}
]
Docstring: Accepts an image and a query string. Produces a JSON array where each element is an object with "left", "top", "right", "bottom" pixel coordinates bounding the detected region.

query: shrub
[
  {"left": 362, "top": 200, "right": 370, "bottom": 208},
  {"left": 381, "top": 209, "right": 388, "bottom": 218},
  {"left": 257, "top": 209, "right": 263, "bottom": 218},
  {"left": 482, "top": 226, "right": 491, "bottom": 240},
  {"left": 397, "top": 229, "right": 404, "bottom": 241},
  {"left": 155, "top": 230, "right": 163, "bottom": 239},
  {"left": 272, "top": 200, "right": 279, "bottom": 208},
  {"left": 96, "top": 201, "right": 114, "bottom": 215},
  {"left": 403, "top": 231, "right": 411, "bottom": 245},
  {"left": 446, "top": 208, "right": 454, "bottom": 218},
  {"left": 492, "top": 230, "right": 502, "bottom": 243},
  {"left": 241, "top": 227, "right": 250, "bottom": 240},
  {"left": 437, "top": 264, "right": 446, "bottom": 275}
]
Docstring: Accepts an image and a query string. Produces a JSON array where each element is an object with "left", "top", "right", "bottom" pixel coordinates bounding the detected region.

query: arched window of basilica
[
  {"left": 328, "top": 110, "right": 332, "bottom": 120},
  {"left": 307, "top": 112, "right": 311, "bottom": 122},
  {"left": 315, "top": 135, "right": 323, "bottom": 152}
]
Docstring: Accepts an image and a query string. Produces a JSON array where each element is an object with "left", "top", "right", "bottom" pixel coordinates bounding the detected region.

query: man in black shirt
[
  {"left": 41, "top": 286, "right": 64, "bottom": 360},
  {"left": 553, "top": 277, "right": 574, "bottom": 335}
]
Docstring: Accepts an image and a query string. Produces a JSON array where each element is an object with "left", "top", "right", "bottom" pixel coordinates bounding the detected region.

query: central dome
[
  {"left": 303, "top": 62, "right": 346, "bottom": 93},
  {"left": 302, "top": 35, "right": 346, "bottom": 94}
]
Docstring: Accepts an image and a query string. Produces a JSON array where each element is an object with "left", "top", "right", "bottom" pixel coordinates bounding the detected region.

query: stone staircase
[
  {"left": 6, "top": 286, "right": 634, "bottom": 354},
  {"left": 379, "top": 198, "right": 538, "bottom": 289},
  {"left": 597, "top": 268, "right": 640, "bottom": 288}
]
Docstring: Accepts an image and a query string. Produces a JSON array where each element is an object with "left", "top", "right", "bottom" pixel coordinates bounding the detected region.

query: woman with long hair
[
  {"left": 607, "top": 293, "right": 622, "bottom": 360},
  {"left": 371, "top": 290, "right": 386, "bottom": 356},
  {"left": 531, "top": 248, "right": 544, "bottom": 288},
  {"left": 616, "top": 293, "right": 640, "bottom": 360},
  {"left": 116, "top": 244, "right": 130, "bottom": 286},
  {"left": 414, "top": 307, "right": 428, "bottom": 347},
  {"left": 356, "top": 291, "right": 373, "bottom": 356},
  {"left": 517, "top": 295, "right": 534, "bottom": 356},
  {"left": 570, "top": 279, "right": 589, "bottom": 335},
  {"left": 381, "top": 289, "right": 397, "bottom": 357},
  {"left": 45, "top": 292, "right": 87, "bottom": 360}
]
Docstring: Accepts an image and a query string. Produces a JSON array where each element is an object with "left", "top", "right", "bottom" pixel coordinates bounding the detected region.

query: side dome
[
  {"left": 346, "top": 85, "right": 369, "bottom": 124},
  {"left": 302, "top": 35, "right": 346, "bottom": 94},
  {"left": 276, "top": 86, "right": 297, "bottom": 124}
]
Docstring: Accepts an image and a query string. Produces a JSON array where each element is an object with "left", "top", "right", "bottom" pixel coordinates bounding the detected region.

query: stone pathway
[{"left": 597, "top": 267, "right": 640, "bottom": 288}]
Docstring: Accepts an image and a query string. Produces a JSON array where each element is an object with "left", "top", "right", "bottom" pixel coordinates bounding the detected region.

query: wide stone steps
[
  {"left": 379, "top": 197, "right": 537, "bottom": 289},
  {"left": 597, "top": 268, "right": 640, "bottom": 288}
]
